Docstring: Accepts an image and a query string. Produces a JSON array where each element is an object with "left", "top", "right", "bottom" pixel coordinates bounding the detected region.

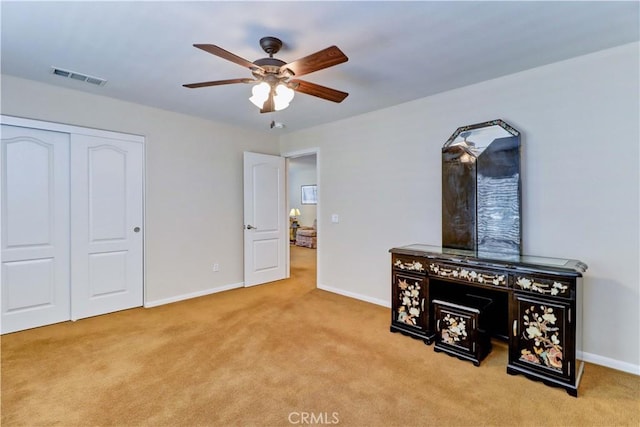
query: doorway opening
[{"left": 286, "top": 152, "right": 318, "bottom": 286}]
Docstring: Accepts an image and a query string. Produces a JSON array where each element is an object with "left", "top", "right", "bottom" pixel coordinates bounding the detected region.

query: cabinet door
[
  {"left": 392, "top": 272, "right": 427, "bottom": 331},
  {"left": 511, "top": 293, "right": 570, "bottom": 380}
]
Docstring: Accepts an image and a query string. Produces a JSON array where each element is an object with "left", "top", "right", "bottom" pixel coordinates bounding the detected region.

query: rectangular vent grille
[{"left": 50, "top": 67, "right": 107, "bottom": 86}]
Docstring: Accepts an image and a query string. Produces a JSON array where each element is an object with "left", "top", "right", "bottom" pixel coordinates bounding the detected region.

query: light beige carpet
[{"left": 1, "top": 245, "right": 639, "bottom": 426}]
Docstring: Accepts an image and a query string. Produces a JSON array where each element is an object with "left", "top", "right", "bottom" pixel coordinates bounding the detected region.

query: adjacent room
[
  {"left": 288, "top": 154, "right": 318, "bottom": 250},
  {"left": 1, "top": 1, "right": 638, "bottom": 426}
]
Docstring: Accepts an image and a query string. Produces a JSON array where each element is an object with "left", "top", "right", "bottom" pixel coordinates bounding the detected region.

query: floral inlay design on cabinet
[
  {"left": 440, "top": 313, "right": 468, "bottom": 345},
  {"left": 396, "top": 278, "right": 422, "bottom": 327},
  {"left": 394, "top": 259, "right": 425, "bottom": 272},
  {"left": 519, "top": 304, "right": 563, "bottom": 371},
  {"left": 515, "top": 276, "right": 569, "bottom": 297},
  {"left": 429, "top": 263, "right": 507, "bottom": 286}
]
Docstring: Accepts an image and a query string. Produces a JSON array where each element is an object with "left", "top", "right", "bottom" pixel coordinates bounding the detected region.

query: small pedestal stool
[{"left": 433, "top": 295, "right": 493, "bottom": 366}]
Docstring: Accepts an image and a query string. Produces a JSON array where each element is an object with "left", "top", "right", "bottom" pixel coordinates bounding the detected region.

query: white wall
[
  {"left": 279, "top": 42, "right": 640, "bottom": 373},
  {"left": 0, "top": 75, "right": 280, "bottom": 304},
  {"left": 2, "top": 42, "right": 637, "bottom": 373},
  {"left": 288, "top": 155, "right": 317, "bottom": 227}
]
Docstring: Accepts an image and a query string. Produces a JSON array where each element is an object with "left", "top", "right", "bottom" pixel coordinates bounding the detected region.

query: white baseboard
[
  {"left": 317, "top": 283, "right": 390, "bottom": 308},
  {"left": 144, "top": 282, "right": 244, "bottom": 308},
  {"left": 318, "top": 283, "right": 639, "bottom": 376},
  {"left": 581, "top": 351, "right": 640, "bottom": 376}
]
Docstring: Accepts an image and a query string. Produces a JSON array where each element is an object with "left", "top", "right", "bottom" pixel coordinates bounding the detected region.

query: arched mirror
[{"left": 442, "top": 119, "right": 521, "bottom": 255}]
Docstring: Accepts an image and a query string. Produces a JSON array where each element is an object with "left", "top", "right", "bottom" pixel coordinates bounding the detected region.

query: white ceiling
[{"left": 1, "top": 1, "right": 638, "bottom": 134}]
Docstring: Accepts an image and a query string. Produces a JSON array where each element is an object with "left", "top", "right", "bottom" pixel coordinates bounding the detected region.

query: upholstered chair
[{"left": 295, "top": 219, "right": 317, "bottom": 248}]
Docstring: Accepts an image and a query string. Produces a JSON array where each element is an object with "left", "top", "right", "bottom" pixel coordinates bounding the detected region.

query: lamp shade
[
  {"left": 249, "top": 82, "right": 270, "bottom": 108},
  {"left": 249, "top": 81, "right": 295, "bottom": 111},
  {"left": 289, "top": 208, "right": 300, "bottom": 217},
  {"left": 274, "top": 84, "right": 295, "bottom": 111}
]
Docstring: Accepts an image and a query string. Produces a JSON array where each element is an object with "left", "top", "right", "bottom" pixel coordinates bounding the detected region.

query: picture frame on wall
[{"left": 301, "top": 185, "right": 317, "bottom": 205}]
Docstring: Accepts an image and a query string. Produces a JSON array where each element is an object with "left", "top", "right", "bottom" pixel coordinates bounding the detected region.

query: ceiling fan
[{"left": 183, "top": 37, "right": 349, "bottom": 113}]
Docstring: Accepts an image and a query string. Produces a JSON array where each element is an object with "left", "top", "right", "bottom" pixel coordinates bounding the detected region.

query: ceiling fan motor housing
[
  {"left": 253, "top": 37, "right": 295, "bottom": 80},
  {"left": 252, "top": 57, "right": 287, "bottom": 70},
  {"left": 252, "top": 57, "right": 292, "bottom": 84}
]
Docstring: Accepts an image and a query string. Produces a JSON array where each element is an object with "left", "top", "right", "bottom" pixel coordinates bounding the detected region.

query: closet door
[
  {"left": 1, "top": 125, "right": 70, "bottom": 333},
  {"left": 70, "top": 134, "right": 144, "bottom": 320}
]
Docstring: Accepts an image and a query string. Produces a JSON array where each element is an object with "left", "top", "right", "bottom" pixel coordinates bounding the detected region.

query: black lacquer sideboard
[{"left": 390, "top": 244, "right": 587, "bottom": 397}]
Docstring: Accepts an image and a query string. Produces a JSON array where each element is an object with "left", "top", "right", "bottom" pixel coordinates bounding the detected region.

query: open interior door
[{"left": 243, "top": 152, "right": 287, "bottom": 287}]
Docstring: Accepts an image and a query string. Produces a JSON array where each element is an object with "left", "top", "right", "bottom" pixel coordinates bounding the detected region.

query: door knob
[{"left": 133, "top": 227, "right": 141, "bottom": 233}]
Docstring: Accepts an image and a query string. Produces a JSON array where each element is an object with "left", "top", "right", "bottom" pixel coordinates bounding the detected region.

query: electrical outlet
[
  {"left": 213, "top": 263, "right": 219, "bottom": 272},
  {"left": 331, "top": 214, "right": 340, "bottom": 223}
]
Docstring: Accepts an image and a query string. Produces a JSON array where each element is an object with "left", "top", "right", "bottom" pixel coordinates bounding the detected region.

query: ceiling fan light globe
[
  {"left": 273, "top": 84, "right": 295, "bottom": 110},
  {"left": 253, "top": 81, "right": 270, "bottom": 95},
  {"left": 249, "top": 95, "right": 266, "bottom": 109},
  {"left": 249, "top": 82, "right": 270, "bottom": 108},
  {"left": 276, "top": 84, "right": 295, "bottom": 103},
  {"left": 274, "top": 100, "right": 290, "bottom": 111}
]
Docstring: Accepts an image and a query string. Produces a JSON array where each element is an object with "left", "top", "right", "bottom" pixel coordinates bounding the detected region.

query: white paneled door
[
  {"left": 1, "top": 125, "right": 71, "bottom": 333},
  {"left": 243, "top": 152, "right": 287, "bottom": 287},
  {"left": 1, "top": 120, "right": 144, "bottom": 333},
  {"left": 70, "top": 134, "right": 144, "bottom": 320}
]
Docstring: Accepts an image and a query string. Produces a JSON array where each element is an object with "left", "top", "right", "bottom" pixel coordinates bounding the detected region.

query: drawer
[
  {"left": 510, "top": 274, "right": 573, "bottom": 299},
  {"left": 392, "top": 255, "right": 427, "bottom": 274},
  {"left": 427, "top": 261, "right": 508, "bottom": 288}
]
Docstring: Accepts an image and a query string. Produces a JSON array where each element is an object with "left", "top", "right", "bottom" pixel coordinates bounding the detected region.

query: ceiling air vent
[{"left": 50, "top": 67, "right": 107, "bottom": 86}]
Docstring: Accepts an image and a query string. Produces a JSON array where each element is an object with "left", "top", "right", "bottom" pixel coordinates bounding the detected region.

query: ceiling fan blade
[
  {"left": 183, "top": 78, "right": 255, "bottom": 89},
  {"left": 193, "top": 44, "right": 264, "bottom": 72},
  {"left": 291, "top": 79, "right": 349, "bottom": 103},
  {"left": 282, "top": 46, "right": 348, "bottom": 77}
]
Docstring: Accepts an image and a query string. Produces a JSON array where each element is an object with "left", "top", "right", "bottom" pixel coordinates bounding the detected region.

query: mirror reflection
[{"left": 442, "top": 120, "right": 521, "bottom": 254}]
